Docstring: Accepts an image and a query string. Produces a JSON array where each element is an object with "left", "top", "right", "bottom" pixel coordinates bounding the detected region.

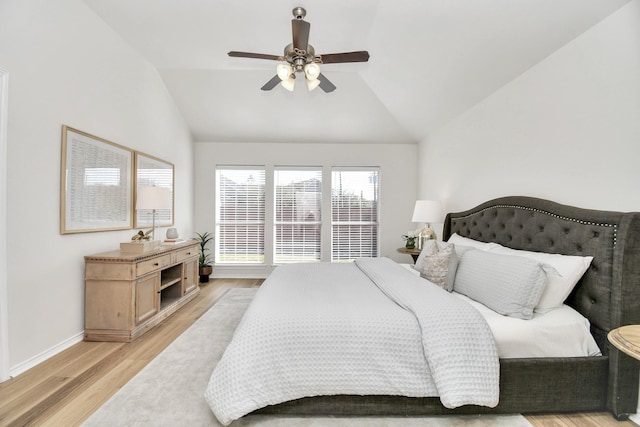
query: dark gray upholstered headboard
[{"left": 442, "top": 196, "right": 640, "bottom": 353}]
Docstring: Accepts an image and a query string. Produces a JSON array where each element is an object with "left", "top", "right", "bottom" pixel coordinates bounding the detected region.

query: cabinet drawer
[
  {"left": 136, "top": 254, "right": 172, "bottom": 276},
  {"left": 176, "top": 246, "right": 198, "bottom": 262}
]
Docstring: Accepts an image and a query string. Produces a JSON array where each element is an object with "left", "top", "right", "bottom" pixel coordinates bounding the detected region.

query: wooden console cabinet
[{"left": 84, "top": 240, "right": 200, "bottom": 342}]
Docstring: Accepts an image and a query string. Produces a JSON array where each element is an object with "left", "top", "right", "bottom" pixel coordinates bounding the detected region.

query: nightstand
[
  {"left": 608, "top": 325, "right": 640, "bottom": 361},
  {"left": 608, "top": 325, "right": 640, "bottom": 424},
  {"left": 397, "top": 247, "right": 421, "bottom": 263}
]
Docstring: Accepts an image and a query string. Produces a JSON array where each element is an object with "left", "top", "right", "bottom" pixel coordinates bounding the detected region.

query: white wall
[
  {"left": 0, "top": 0, "right": 194, "bottom": 375},
  {"left": 194, "top": 142, "right": 418, "bottom": 277},
  {"left": 418, "top": 1, "right": 640, "bottom": 218}
]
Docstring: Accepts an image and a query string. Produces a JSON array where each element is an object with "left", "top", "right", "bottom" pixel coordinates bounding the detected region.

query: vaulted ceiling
[{"left": 83, "top": 0, "right": 629, "bottom": 144}]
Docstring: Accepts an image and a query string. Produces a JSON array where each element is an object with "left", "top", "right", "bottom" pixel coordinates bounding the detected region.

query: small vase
[
  {"left": 166, "top": 228, "right": 179, "bottom": 239},
  {"left": 405, "top": 239, "right": 416, "bottom": 249}
]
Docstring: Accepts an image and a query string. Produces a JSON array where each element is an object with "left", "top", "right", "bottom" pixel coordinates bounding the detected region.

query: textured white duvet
[{"left": 205, "top": 258, "right": 500, "bottom": 425}]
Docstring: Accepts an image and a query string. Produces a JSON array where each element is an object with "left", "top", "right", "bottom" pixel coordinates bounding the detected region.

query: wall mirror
[{"left": 134, "top": 152, "right": 174, "bottom": 229}]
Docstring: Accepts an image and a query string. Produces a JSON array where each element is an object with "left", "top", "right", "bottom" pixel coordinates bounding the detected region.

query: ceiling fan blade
[
  {"left": 260, "top": 75, "right": 281, "bottom": 91},
  {"left": 292, "top": 19, "right": 310, "bottom": 52},
  {"left": 317, "top": 51, "right": 370, "bottom": 64},
  {"left": 228, "top": 51, "right": 283, "bottom": 61},
  {"left": 317, "top": 73, "right": 336, "bottom": 93}
]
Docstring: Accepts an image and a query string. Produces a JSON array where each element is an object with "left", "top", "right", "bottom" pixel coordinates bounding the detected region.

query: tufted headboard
[{"left": 442, "top": 196, "right": 640, "bottom": 353}]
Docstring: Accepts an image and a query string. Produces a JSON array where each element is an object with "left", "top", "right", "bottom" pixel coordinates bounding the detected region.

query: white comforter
[{"left": 204, "top": 258, "right": 499, "bottom": 425}]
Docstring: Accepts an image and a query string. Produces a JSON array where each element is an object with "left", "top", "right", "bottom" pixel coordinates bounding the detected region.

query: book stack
[{"left": 161, "top": 238, "right": 186, "bottom": 245}]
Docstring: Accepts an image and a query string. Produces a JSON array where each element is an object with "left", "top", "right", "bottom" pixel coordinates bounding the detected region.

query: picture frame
[
  {"left": 60, "top": 125, "right": 133, "bottom": 234},
  {"left": 134, "top": 152, "right": 174, "bottom": 229}
]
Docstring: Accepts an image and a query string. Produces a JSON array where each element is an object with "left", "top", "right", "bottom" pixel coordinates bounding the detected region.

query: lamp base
[
  {"left": 120, "top": 240, "right": 160, "bottom": 253},
  {"left": 418, "top": 225, "right": 437, "bottom": 249}
]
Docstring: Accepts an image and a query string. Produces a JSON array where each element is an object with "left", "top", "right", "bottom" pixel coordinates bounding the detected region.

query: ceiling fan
[{"left": 228, "top": 7, "right": 370, "bottom": 93}]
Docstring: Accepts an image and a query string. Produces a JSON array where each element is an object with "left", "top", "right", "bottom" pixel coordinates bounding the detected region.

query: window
[
  {"left": 215, "top": 167, "right": 265, "bottom": 264},
  {"left": 274, "top": 168, "right": 322, "bottom": 263},
  {"left": 331, "top": 168, "right": 379, "bottom": 261},
  {"left": 214, "top": 166, "right": 380, "bottom": 266}
]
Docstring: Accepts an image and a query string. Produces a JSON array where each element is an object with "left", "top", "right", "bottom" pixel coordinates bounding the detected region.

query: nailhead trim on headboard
[{"left": 452, "top": 204, "right": 618, "bottom": 248}]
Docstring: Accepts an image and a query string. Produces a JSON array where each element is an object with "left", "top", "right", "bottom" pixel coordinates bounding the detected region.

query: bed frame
[{"left": 256, "top": 196, "right": 640, "bottom": 419}]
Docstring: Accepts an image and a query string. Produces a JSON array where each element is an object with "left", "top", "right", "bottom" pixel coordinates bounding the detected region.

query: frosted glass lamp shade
[
  {"left": 304, "top": 62, "right": 320, "bottom": 80},
  {"left": 277, "top": 63, "right": 293, "bottom": 81},
  {"left": 306, "top": 78, "right": 320, "bottom": 91},
  {"left": 280, "top": 75, "right": 295, "bottom": 91}
]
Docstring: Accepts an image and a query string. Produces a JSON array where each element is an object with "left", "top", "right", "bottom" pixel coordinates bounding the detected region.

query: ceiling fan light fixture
[
  {"left": 281, "top": 74, "right": 295, "bottom": 91},
  {"left": 228, "top": 7, "right": 370, "bottom": 93},
  {"left": 306, "top": 77, "right": 320, "bottom": 91},
  {"left": 276, "top": 63, "right": 293, "bottom": 81},
  {"left": 304, "top": 62, "right": 320, "bottom": 80}
]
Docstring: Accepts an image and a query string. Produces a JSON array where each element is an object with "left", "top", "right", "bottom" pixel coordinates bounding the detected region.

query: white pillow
[
  {"left": 416, "top": 241, "right": 458, "bottom": 291},
  {"left": 447, "top": 233, "right": 498, "bottom": 255},
  {"left": 453, "top": 249, "right": 550, "bottom": 320},
  {"left": 487, "top": 244, "right": 593, "bottom": 313}
]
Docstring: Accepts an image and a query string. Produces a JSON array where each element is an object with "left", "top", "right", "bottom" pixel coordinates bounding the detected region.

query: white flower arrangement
[{"left": 402, "top": 229, "right": 420, "bottom": 240}]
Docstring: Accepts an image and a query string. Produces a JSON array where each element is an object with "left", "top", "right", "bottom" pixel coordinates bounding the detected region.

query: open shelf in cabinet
[
  {"left": 160, "top": 282, "right": 183, "bottom": 310},
  {"left": 160, "top": 264, "right": 183, "bottom": 309},
  {"left": 160, "top": 264, "right": 182, "bottom": 290}
]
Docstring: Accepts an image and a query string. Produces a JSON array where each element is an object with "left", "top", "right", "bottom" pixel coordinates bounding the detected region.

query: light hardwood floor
[{"left": 0, "top": 278, "right": 634, "bottom": 427}]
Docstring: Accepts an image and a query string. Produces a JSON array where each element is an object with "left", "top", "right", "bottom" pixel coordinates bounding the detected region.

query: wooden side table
[
  {"left": 397, "top": 247, "right": 422, "bottom": 263},
  {"left": 608, "top": 325, "right": 640, "bottom": 424},
  {"left": 608, "top": 325, "right": 640, "bottom": 360}
]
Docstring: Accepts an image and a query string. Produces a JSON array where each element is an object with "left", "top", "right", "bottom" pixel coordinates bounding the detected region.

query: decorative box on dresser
[{"left": 84, "top": 240, "right": 200, "bottom": 342}]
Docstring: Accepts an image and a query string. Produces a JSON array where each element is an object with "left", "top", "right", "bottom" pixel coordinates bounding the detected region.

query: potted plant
[
  {"left": 195, "top": 231, "right": 214, "bottom": 283},
  {"left": 402, "top": 230, "right": 420, "bottom": 249}
]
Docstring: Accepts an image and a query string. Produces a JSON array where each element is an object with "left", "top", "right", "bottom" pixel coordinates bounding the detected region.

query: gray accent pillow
[
  {"left": 416, "top": 241, "right": 458, "bottom": 291},
  {"left": 453, "top": 249, "right": 549, "bottom": 320}
]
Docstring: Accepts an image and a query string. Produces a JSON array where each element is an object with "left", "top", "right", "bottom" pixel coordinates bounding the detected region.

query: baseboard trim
[
  {"left": 212, "top": 265, "right": 272, "bottom": 279},
  {"left": 9, "top": 331, "right": 84, "bottom": 379}
]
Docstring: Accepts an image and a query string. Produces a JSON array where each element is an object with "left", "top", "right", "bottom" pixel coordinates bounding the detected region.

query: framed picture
[
  {"left": 60, "top": 125, "right": 133, "bottom": 234},
  {"left": 134, "top": 152, "right": 174, "bottom": 229}
]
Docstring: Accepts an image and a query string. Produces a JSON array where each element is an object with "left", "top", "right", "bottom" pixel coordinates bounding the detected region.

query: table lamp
[
  {"left": 136, "top": 186, "right": 171, "bottom": 241},
  {"left": 411, "top": 200, "right": 443, "bottom": 249}
]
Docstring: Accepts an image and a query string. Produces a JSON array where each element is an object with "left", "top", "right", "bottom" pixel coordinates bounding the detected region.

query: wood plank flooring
[{"left": 0, "top": 278, "right": 634, "bottom": 427}]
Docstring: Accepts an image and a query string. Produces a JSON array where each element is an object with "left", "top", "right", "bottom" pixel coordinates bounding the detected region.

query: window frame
[
  {"left": 273, "top": 167, "right": 323, "bottom": 264},
  {"left": 330, "top": 167, "right": 380, "bottom": 262},
  {"left": 215, "top": 166, "right": 266, "bottom": 265}
]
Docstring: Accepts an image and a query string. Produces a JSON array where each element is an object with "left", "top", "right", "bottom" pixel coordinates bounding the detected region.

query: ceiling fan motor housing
[{"left": 284, "top": 44, "right": 316, "bottom": 72}]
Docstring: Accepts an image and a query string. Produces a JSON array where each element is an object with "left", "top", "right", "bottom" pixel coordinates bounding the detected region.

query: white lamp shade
[
  {"left": 136, "top": 186, "right": 171, "bottom": 210},
  {"left": 411, "top": 200, "right": 442, "bottom": 223}
]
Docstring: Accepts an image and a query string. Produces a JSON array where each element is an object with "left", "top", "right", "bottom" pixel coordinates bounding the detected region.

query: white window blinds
[
  {"left": 215, "top": 167, "right": 265, "bottom": 264},
  {"left": 274, "top": 168, "right": 322, "bottom": 263},
  {"left": 331, "top": 168, "right": 379, "bottom": 261}
]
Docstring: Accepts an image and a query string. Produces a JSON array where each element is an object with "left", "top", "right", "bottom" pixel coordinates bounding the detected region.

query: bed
[{"left": 205, "top": 196, "right": 640, "bottom": 423}]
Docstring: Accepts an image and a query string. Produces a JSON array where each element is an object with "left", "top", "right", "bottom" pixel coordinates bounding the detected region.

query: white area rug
[{"left": 83, "top": 288, "right": 531, "bottom": 427}]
